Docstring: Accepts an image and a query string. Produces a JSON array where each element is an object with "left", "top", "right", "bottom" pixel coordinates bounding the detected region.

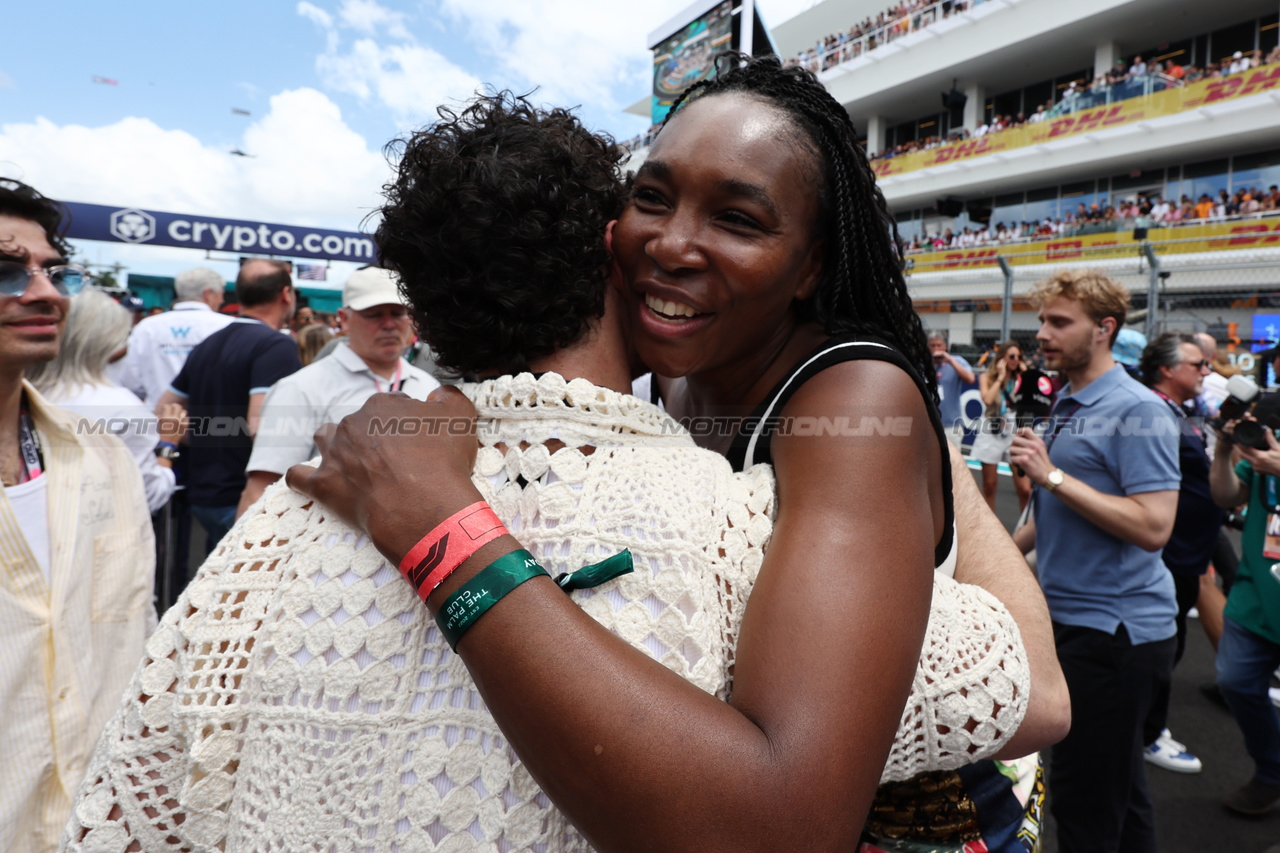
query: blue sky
[{"left": 0, "top": 0, "right": 809, "bottom": 286}]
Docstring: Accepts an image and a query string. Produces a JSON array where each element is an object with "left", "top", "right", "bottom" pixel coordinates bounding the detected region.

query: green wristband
[
  {"left": 436, "top": 549, "right": 549, "bottom": 650},
  {"left": 434, "top": 548, "right": 635, "bottom": 651}
]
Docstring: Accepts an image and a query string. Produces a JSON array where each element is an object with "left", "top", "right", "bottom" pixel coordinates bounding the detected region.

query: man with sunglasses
[
  {"left": 1136, "top": 333, "right": 1220, "bottom": 776},
  {"left": 0, "top": 179, "right": 155, "bottom": 852}
]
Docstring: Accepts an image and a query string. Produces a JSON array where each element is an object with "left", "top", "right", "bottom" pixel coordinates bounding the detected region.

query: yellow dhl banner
[
  {"left": 873, "top": 63, "right": 1280, "bottom": 178},
  {"left": 906, "top": 219, "right": 1280, "bottom": 275}
]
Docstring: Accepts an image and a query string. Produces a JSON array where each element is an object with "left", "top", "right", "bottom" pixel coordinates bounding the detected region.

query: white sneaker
[
  {"left": 1145, "top": 731, "right": 1203, "bottom": 774},
  {"left": 1270, "top": 686, "right": 1280, "bottom": 709},
  {"left": 1158, "top": 728, "right": 1187, "bottom": 753}
]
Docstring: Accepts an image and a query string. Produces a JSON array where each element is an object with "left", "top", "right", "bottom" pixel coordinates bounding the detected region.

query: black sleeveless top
[{"left": 655, "top": 334, "right": 955, "bottom": 567}]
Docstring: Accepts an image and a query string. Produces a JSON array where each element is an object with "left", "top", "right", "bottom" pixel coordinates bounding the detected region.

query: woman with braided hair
[
  {"left": 614, "top": 54, "right": 1054, "bottom": 853},
  {"left": 278, "top": 60, "right": 1067, "bottom": 852}
]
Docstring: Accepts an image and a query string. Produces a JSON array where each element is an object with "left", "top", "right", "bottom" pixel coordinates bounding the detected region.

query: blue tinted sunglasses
[{"left": 0, "top": 261, "right": 89, "bottom": 297}]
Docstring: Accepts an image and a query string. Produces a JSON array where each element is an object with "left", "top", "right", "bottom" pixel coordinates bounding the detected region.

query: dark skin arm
[{"left": 288, "top": 362, "right": 939, "bottom": 852}]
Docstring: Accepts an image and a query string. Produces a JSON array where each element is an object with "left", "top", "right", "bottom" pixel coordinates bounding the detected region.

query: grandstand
[{"left": 625, "top": 0, "right": 1280, "bottom": 371}]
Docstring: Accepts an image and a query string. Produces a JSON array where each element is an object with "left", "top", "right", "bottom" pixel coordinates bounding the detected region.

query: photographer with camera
[
  {"left": 974, "top": 340, "right": 1032, "bottom": 511},
  {"left": 1208, "top": 352, "right": 1280, "bottom": 816}
]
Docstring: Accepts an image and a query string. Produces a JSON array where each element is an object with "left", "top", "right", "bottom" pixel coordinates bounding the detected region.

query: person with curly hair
[
  {"left": 66, "top": 90, "right": 1065, "bottom": 852},
  {"left": 281, "top": 59, "right": 1066, "bottom": 851}
]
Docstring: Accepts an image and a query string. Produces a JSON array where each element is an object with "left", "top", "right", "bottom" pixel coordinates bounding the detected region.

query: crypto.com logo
[{"left": 109, "top": 208, "right": 156, "bottom": 243}]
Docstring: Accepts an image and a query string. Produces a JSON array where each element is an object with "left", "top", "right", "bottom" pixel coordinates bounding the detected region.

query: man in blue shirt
[
  {"left": 157, "top": 260, "right": 301, "bottom": 557},
  {"left": 929, "top": 330, "right": 976, "bottom": 442},
  {"left": 1011, "top": 270, "right": 1180, "bottom": 853}
]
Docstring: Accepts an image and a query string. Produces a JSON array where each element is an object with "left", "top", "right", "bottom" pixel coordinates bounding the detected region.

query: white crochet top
[{"left": 64, "top": 372, "right": 1028, "bottom": 853}]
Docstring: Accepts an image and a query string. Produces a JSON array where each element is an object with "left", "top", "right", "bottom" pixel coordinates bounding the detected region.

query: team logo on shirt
[{"left": 109, "top": 208, "right": 156, "bottom": 243}]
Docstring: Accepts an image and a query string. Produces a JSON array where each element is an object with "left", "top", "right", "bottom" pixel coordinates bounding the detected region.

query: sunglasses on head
[{"left": 0, "top": 261, "right": 88, "bottom": 297}]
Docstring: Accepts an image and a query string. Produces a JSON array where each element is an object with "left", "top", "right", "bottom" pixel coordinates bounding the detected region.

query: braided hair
[{"left": 663, "top": 54, "right": 936, "bottom": 401}]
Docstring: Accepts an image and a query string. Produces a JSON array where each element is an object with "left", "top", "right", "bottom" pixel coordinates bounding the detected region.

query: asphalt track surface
[{"left": 191, "top": 476, "right": 1280, "bottom": 851}]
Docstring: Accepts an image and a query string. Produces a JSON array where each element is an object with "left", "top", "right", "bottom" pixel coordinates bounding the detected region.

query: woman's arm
[
  {"left": 978, "top": 364, "right": 1003, "bottom": 407},
  {"left": 947, "top": 444, "right": 1071, "bottom": 757},
  {"left": 289, "top": 364, "right": 939, "bottom": 853}
]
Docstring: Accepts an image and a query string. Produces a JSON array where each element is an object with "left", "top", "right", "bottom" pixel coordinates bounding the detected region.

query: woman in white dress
[{"left": 28, "top": 288, "right": 182, "bottom": 512}]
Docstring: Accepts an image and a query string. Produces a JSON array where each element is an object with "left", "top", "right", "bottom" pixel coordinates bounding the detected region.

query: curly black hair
[
  {"left": 375, "top": 92, "right": 626, "bottom": 377},
  {"left": 663, "top": 54, "right": 936, "bottom": 401},
  {"left": 0, "top": 178, "right": 73, "bottom": 259}
]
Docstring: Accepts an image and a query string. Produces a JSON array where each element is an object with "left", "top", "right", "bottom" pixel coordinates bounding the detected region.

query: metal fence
[{"left": 912, "top": 238, "right": 1280, "bottom": 380}]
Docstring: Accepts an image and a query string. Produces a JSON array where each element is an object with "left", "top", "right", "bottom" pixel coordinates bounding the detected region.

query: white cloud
[
  {"left": 317, "top": 38, "right": 481, "bottom": 121},
  {"left": 0, "top": 88, "right": 388, "bottom": 230},
  {"left": 0, "top": 71, "right": 14, "bottom": 89},
  {"left": 337, "top": 0, "right": 411, "bottom": 39},
  {"left": 301, "top": 0, "right": 479, "bottom": 122}
]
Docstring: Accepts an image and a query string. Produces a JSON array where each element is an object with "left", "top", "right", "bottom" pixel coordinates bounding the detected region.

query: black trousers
[
  {"left": 1050, "top": 622, "right": 1175, "bottom": 853},
  {"left": 1142, "top": 572, "right": 1203, "bottom": 745}
]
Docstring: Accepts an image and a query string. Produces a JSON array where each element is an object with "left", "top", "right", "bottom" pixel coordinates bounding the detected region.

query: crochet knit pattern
[{"left": 64, "top": 372, "right": 1028, "bottom": 852}]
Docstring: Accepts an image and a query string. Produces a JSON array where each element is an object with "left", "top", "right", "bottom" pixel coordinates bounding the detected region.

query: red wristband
[{"left": 399, "top": 501, "right": 509, "bottom": 600}]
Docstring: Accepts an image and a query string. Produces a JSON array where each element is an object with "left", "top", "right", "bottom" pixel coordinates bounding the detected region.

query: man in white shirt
[
  {"left": 0, "top": 179, "right": 154, "bottom": 853},
  {"left": 239, "top": 267, "right": 439, "bottom": 513},
  {"left": 114, "top": 267, "right": 233, "bottom": 406}
]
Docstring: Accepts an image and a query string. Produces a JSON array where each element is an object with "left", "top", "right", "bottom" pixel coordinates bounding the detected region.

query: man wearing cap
[{"left": 238, "top": 267, "right": 438, "bottom": 514}]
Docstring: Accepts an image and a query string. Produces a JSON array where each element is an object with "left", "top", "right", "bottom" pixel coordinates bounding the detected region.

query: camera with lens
[{"left": 1213, "top": 374, "right": 1280, "bottom": 450}]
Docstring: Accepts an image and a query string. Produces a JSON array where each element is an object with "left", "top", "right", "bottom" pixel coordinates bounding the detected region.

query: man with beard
[{"left": 1011, "top": 270, "right": 1180, "bottom": 853}]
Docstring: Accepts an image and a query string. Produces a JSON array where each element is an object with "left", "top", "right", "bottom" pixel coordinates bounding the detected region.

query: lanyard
[
  {"left": 15, "top": 395, "right": 44, "bottom": 485},
  {"left": 373, "top": 360, "right": 405, "bottom": 394}
]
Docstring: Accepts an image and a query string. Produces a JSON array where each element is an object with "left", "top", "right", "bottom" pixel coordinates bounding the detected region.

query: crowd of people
[
  {"left": 902, "top": 186, "right": 1280, "bottom": 255},
  {"left": 870, "top": 44, "right": 1280, "bottom": 166},
  {"left": 0, "top": 53, "right": 1276, "bottom": 853},
  {"left": 789, "top": 0, "right": 984, "bottom": 74}
]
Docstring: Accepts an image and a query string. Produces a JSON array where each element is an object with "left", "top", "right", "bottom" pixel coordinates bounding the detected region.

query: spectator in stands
[
  {"left": 929, "top": 330, "right": 975, "bottom": 442},
  {"left": 1229, "top": 51, "right": 1249, "bottom": 75},
  {"left": 1195, "top": 194, "right": 1216, "bottom": 220},
  {"left": 114, "top": 266, "right": 232, "bottom": 407},
  {"left": 239, "top": 267, "right": 438, "bottom": 515},
  {"left": 156, "top": 259, "right": 300, "bottom": 555},
  {"left": 1268, "top": 44, "right": 1280, "bottom": 66},
  {"left": 1137, "top": 333, "right": 1220, "bottom": 776},
  {"left": 1208, "top": 352, "right": 1280, "bottom": 815},
  {"left": 1129, "top": 55, "right": 1147, "bottom": 78},
  {"left": 1011, "top": 271, "right": 1179, "bottom": 853},
  {"left": 28, "top": 288, "right": 181, "bottom": 513},
  {"left": 295, "top": 322, "right": 332, "bottom": 366},
  {"left": 0, "top": 178, "right": 156, "bottom": 852}
]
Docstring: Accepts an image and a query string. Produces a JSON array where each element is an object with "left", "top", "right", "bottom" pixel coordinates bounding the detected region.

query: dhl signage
[
  {"left": 907, "top": 219, "right": 1280, "bottom": 274},
  {"left": 874, "top": 63, "right": 1280, "bottom": 178}
]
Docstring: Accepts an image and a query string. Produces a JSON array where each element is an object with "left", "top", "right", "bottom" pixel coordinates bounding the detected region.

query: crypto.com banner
[{"left": 61, "top": 201, "right": 377, "bottom": 263}]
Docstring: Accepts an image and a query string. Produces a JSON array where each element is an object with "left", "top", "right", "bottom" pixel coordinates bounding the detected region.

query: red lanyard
[{"left": 373, "top": 360, "right": 404, "bottom": 394}]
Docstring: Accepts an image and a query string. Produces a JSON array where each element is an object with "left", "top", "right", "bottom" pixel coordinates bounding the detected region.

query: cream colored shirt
[
  {"left": 0, "top": 383, "right": 155, "bottom": 853},
  {"left": 64, "top": 374, "right": 1027, "bottom": 852}
]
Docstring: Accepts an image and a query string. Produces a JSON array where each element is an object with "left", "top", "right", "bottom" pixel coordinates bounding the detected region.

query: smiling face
[
  {"left": 611, "top": 94, "right": 825, "bottom": 381},
  {"left": 0, "top": 214, "right": 70, "bottom": 375}
]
